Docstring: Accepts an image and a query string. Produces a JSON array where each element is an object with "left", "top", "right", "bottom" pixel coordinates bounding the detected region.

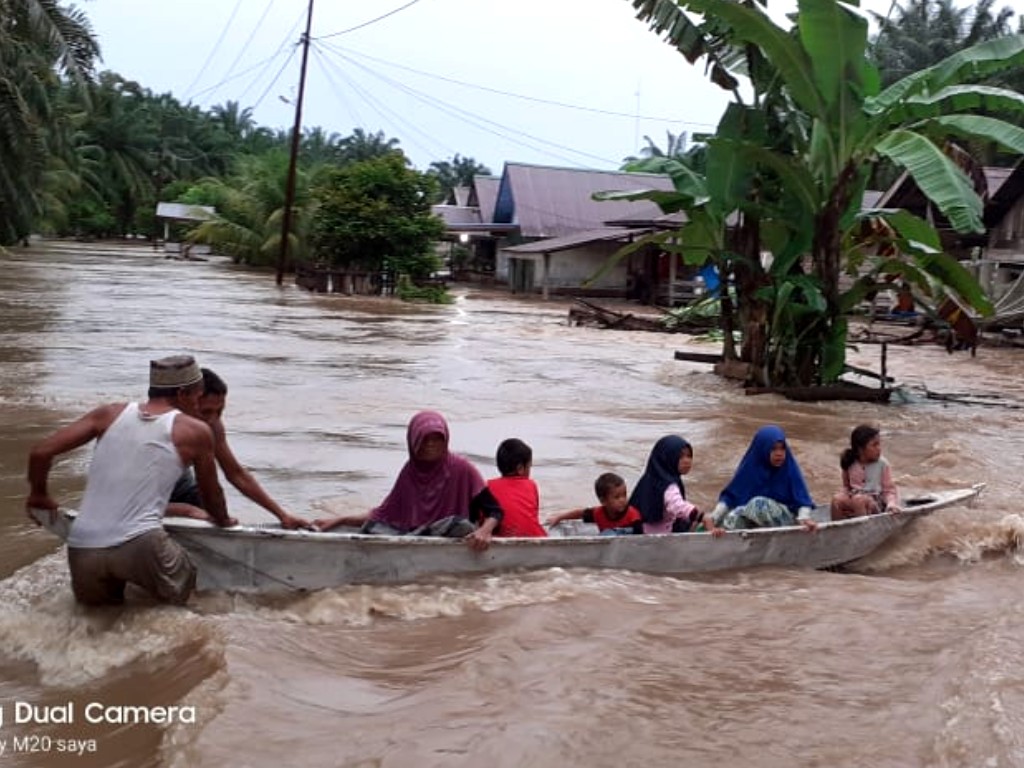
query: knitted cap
[{"left": 150, "top": 355, "right": 203, "bottom": 389}]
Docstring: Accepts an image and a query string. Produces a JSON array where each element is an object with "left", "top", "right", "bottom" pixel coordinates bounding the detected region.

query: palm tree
[
  {"left": 871, "top": 0, "right": 1016, "bottom": 86},
  {"left": 0, "top": 0, "right": 99, "bottom": 243},
  {"left": 209, "top": 100, "right": 256, "bottom": 142},
  {"left": 427, "top": 154, "right": 492, "bottom": 203},
  {"left": 186, "top": 151, "right": 312, "bottom": 267},
  {"left": 623, "top": 130, "right": 689, "bottom": 164},
  {"left": 339, "top": 128, "right": 401, "bottom": 165}
]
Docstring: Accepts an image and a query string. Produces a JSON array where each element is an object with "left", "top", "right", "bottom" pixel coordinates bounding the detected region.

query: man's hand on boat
[
  {"left": 166, "top": 502, "right": 238, "bottom": 527},
  {"left": 25, "top": 492, "right": 58, "bottom": 525},
  {"left": 278, "top": 512, "right": 316, "bottom": 530}
]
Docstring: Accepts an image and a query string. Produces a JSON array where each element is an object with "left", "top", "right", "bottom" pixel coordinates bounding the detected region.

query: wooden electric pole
[{"left": 276, "top": 0, "right": 315, "bottom": 286}]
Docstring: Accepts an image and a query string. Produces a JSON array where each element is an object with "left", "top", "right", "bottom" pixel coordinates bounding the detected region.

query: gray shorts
[{"left": 68, "top": 529, "right": 196, "bottom": 606}]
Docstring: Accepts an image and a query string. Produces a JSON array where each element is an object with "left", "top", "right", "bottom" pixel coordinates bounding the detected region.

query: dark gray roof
[
  {"left": 472, "top": 175, "right": 501, "bottom": 222},
  {"left": 495, "top": 163, "right": 674, "bottom": 238},
  {"left": 502, "top": 227, "right": 652, "bottom": 254},
  {"left": 431, "top": 205, "right": 481, "bottom": 226}
]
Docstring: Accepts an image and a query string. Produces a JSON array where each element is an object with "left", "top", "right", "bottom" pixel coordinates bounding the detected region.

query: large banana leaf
[
  {"left": 870, "top": 34, "right": 1024, "bottom": 115},
  {"left": 884, "top": 86, "right": 1024, "bottom": 127},
  {"left": 922, "top": 115, "right": 1024, "bottom": 157},
  {"left": 874, "top": 130, "right": 984, "bottom": 234},
  {"left": 797, "top": 0, "right": 867, "bottom": 113},
  {"left": 868, "top": 209, "right": 941, "bottom": 251},
  {"left": 681, "top": 0, "right": 827, "bottom": 119},
  {"left": 593, "top": 187, "right": 700, "bottom": 213},
  {"left": 924, "top": 34, "right": 1024, "bottom": 95},
  {"left": 916, "top": 253, "right": 994, "bottom": 315},
  {"left": 619, "top": 156, "right": 712, "bottom": 204},
  {"left": 629, "top": 0, "right": 740, "bottom": 90}
]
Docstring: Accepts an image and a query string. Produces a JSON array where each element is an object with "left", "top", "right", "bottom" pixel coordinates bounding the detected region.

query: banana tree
[{"left": 627, "top": 0, "right": 1024, "bottom": 384}]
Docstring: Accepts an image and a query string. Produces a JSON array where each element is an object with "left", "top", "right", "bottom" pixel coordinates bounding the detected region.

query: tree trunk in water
[{"left": 732, "top": 214, "right": 770, "bottom": 386}]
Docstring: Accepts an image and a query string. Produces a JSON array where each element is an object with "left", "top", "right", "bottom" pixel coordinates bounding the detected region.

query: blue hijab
[
  {"left": 719, "top": 425, "right": 814, "bottom": 512},
  {"left": 629, "top": 435, "right": 690, "bottom": 524}
]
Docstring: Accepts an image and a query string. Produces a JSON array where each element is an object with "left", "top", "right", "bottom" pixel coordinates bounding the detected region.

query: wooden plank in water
[{"left": 673, "top": 351, "right": 723, "bottom": 364}]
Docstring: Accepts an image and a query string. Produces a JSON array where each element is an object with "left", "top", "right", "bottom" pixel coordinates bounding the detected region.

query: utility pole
[{"left": 276, "top": 0, "right": 315, "bottom": 286}]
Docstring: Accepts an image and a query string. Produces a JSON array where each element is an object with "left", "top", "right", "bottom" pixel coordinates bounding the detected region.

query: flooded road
[{"left": 2, "top": 241, "right": 1024, "bottom": 767}]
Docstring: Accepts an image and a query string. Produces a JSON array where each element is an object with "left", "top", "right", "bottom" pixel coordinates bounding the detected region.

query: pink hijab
[{"left": 368, "top": 411, "right": 485, "bottom": 532}]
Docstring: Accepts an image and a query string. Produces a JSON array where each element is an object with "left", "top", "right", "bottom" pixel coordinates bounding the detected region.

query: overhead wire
[
  {"left": 182, "top": 0, "right": 246, "bottom": 100},
  {"left": 251, "top": 44, "right": 300, "bottom": 111},
  {"left": 316, "top": 41, "right": 621, "bottom": 167},
  {"left": 311, "top": 42, "right": 457, "bottom": 161},
  {"left": 309, "top": 45, "right": 365, "bottom": 129},
  {"left": 217, "top": 0, "right": 278, "bottom": 89},
  {"left": 316, "top": 0, "right": 427, "bottom": 40},
  {"left": 328, "top": 44, "right": 718, "bottom": 128},
  {"left": 236, "top": 10, "right": 306, "bottom": 104},
  {"left": 190, "top": 10, "right": 304, "bottom": 104}
]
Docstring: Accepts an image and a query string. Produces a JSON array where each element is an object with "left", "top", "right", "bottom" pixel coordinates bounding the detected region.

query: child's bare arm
[{"left": 546, "top": 508, "right": 585, "bottom": 526}]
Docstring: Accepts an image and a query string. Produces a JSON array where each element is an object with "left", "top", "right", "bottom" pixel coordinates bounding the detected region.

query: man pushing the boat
[{"left": 26, "top": 354, "right": 235, "bottom": 606}]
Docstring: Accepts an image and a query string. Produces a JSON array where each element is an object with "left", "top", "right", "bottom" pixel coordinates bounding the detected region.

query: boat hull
[
  {"left": 29, "top": 486, "right": 982, "bottom": 593},
  {"left": 162, "top": 486, "right": 983, "bottom": 592}
]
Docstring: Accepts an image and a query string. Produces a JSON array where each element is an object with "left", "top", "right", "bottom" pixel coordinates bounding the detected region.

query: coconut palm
[
  {"left": 871, "top": 0, "right": 1016, "bottom": 86},
  {"left": 186, "top": 150, "right": 312, "bottom": 267},
  {"left": 0, "top": 0, "right": 99, "bottom": 243},
  {"left": 427, "top": 154, "right": 492, "bottom": 203}
]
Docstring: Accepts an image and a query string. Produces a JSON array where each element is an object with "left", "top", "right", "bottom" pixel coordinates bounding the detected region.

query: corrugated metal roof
[
  {"left": 451, "top": 186, "right": 471, "bottom": 207},
  {"left": 472, "top": 175, "right": 501, "bottom": 222},
  {"left": 502, "top": 227, "right": 651, "bottom": 254},
  {"left": 495, "top": 163, "right": 674, "bottom": 238},
  {"left": 431, "top": 205, "right": 481, "bottom": 225},
  {"left": 155, "top": 202, "right": 215, "bottom": 221}
]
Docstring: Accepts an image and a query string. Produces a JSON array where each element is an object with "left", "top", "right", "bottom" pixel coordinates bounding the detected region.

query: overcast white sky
[{"left": 82, "top": 0, "right": 1024, "bottom": 174}]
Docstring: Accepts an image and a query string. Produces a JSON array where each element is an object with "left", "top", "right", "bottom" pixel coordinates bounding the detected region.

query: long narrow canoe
[{"left": 30, "top": 485, "right": 984, "bottom": 593}]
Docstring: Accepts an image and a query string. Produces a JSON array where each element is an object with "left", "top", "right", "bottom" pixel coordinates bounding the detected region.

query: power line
[
  {"left": 326, "top": 43, "right": 717, "bottom": 128},
  {"left": 217, "top": 0, "right": 278, "bottom": 89},
  {"left": 189, "top": 9, "right": 304, "bottom": 104},
  {"left": 236, "top": 11, "right": 306, "bottom": 103},
  {"left": 316, "top": 0, "right": 426, "bottom": 40},
  {"left": 312, "top": 43, "right": 456, "bottom": 161},
  {"left": 190, "top": 49, "right": 286, "bottom": 102},
  {"left": 317, "top": 42, "right": 619, "bottom": 167},
  {"left": 183, "top": 0, "right": 246, "bottom": 100},
  {"left": 251, "top": 44, "right": 300, "bottom": 112}
]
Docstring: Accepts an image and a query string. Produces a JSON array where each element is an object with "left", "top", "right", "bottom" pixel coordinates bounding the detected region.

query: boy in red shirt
[
  {"left": 466, "top": 438, "right": 546, "bottom": 551},
  {"left": 547, "top": 473, "right": 643, "bottom": 535}
]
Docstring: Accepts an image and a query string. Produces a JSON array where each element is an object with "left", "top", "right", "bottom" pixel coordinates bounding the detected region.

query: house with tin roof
[{"left": 434, "top": 162, "right": 698, "bottom": 301}]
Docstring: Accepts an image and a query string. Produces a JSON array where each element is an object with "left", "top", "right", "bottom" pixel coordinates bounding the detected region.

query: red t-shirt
[
  {"left": 585, "top": 505, "right": 642, "bottom": 532},
  {"left": 487, "top": 476, "right": 547, "bottom": 538}
]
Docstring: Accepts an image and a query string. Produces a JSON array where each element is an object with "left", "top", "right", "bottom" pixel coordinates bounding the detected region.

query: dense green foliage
[
  {"left": 310, "top": 153, "right": 445, "bottom": 279},
  {"left": 1, "top": 2, "right": 487, "bottom": 301},
  {"left": 614, "top": 0, "right": 1024, "bottom": 386},
  {"left": 0, "top": 0, "right": 99, "bottom": 244}
]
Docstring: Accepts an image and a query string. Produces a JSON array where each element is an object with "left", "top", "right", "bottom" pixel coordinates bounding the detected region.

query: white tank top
[{"left": 68, "top": 402, "right": 185, "bottom": 548}]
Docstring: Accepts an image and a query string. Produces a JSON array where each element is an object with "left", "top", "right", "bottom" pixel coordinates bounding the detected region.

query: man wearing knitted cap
[{"left": 26, "top": 354, "right": 235, "bottom": 606}]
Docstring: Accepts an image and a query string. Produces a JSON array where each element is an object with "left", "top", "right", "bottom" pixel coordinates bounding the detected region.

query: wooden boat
[{"left": 29, "top": 485, "right": 984, "bottom": 593}]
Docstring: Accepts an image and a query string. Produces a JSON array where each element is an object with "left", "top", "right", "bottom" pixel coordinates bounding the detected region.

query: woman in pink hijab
[{"left": 315, "top": 411, "right": 486, "bottom": 535}]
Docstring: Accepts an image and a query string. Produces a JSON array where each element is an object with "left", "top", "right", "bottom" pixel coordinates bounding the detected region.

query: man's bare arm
[
  {"left": 27, "top": 404, "right": 124, "bottom": 511},
  {"left": 175, "top": 416, "right": 233, "bottom": 527},
  {"left": 212, "top": 421, "right": 311, "bottom": 529}
]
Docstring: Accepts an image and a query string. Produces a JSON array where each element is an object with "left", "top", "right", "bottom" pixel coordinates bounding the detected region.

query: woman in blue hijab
[
  {"left": 710, "top": 425, "right": 817, "bottom": 530},
  {"left": 629, "top": 435, "right": 720, "bottom": 535}
]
